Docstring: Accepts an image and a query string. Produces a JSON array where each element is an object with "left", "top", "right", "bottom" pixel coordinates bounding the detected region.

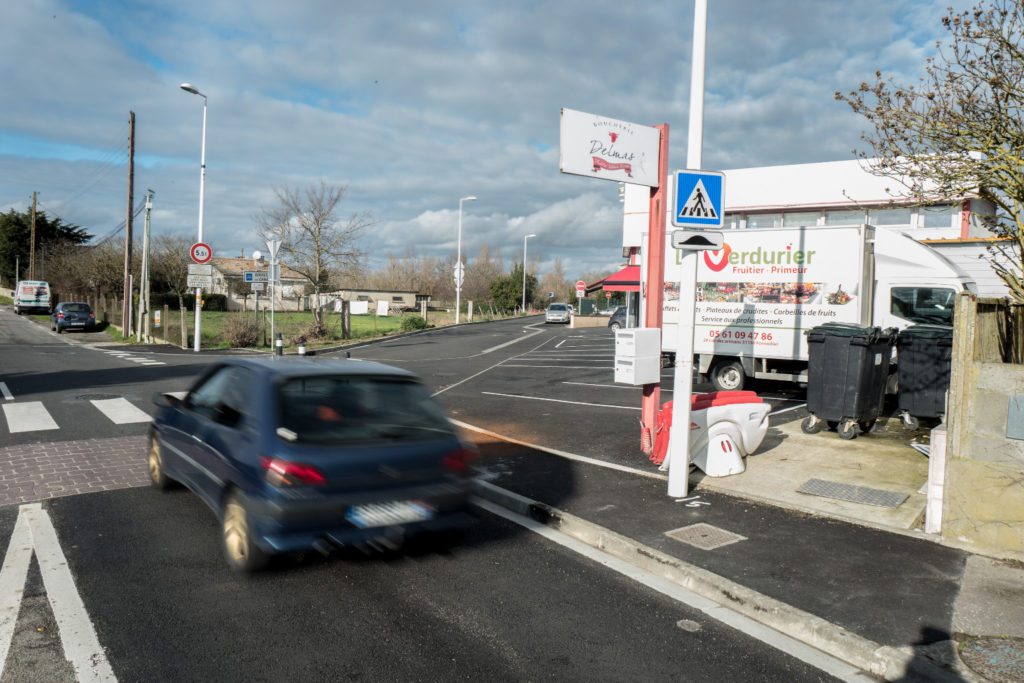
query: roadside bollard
[
  {"left": 298, "top": 343, "right": 306, "bottom": 356},
  {"left": 275, "top": 332, "right": 283, "bottom": 357}
]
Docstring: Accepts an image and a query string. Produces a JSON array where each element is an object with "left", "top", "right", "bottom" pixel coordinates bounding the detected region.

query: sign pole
[
  {"left": 667, "top": 0, "right": 709, "bottom": 498},
  {"left": 640, "top": 124, "right": 670, "bottom": 452}
]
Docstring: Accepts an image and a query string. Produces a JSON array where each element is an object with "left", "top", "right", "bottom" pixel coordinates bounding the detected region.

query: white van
[{"left": 12, "top": 280, "right": 52, "bottom": 315}]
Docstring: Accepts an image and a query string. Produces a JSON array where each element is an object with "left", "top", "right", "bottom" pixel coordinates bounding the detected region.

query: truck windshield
[{"left": 890, "top": 287, "right": 956, "bottom": 325}]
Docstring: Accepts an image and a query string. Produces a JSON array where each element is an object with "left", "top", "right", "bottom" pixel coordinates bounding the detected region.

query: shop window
[
  {"left": 782, "top": 211, "right": 821, "bottom": 227},
  {"left": 868, "top": 207, "right": 912, "bottom": 226},
  {"left": 746, "top": 213, "right": 782, "bottom": 229},
  {"left": 824, "top": 210, "right": 866, "bottom": 225},
  {"left": 919, "top": 205, "right": 957, "bottom": 229}
]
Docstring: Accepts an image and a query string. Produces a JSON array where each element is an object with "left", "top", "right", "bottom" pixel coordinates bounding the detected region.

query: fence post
[{"left": 342, "top": 300, "right": 351, "bottom": 339}]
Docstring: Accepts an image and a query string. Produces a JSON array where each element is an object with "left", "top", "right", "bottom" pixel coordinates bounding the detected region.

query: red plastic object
[{"left": 651, "top": 401, "right": 673, "bottom": 465}]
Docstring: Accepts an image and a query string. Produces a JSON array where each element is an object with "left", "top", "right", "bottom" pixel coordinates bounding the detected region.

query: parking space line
[
  {"left": 0, "top": 383, "right": 12, "bottom": 401},
  {"left": 452, "top": 419, "right": 665, "bottom": 480},
  {"left": 481, "top": 391, "right": 641, "bottom": 411}
]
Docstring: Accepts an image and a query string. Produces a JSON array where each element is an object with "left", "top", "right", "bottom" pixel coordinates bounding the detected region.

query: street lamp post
[
  {"left": 522, "top": 233, "right": 536, "bottom": 313},
  {"left": 454, "top": 196, "right": 476, "bottom": 324},
  {"left": 180, "top": 82, "right": 207, "bottom": 353}
]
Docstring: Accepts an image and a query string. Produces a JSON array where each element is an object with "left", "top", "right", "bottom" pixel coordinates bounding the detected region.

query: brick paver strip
[{"left": 0, "top": 435, "right": 149, "bottom": 506}]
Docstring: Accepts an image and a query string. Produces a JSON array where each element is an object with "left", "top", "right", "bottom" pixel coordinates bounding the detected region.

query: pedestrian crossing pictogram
[
  {"left": 672, "top": 170, "right": 725, "bottom": 228},
  {"left": 678, "top": 179, "right": 718, "bottom": 220}
]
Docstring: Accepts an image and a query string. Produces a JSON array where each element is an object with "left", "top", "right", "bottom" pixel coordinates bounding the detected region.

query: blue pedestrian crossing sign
[{"left": 672, "top": 169, "right": 725, "bottom": 228}]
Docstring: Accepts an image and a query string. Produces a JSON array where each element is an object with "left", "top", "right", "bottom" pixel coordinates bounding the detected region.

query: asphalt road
[{"left": 0, "top": 310, "right": 844, "bottom": 681}]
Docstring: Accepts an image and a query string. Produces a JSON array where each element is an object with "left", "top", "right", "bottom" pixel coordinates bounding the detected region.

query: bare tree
[
  {"left": 256, "top": 181, "right": 374, "bottom": 328},
  {"left": 836, "top": 0, "right": 1024, "bottom": 300}
]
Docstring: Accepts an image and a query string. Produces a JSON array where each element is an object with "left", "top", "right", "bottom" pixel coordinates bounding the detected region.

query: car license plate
[{"left": 346, "top": 500, "right": 434, "bottom": 528}]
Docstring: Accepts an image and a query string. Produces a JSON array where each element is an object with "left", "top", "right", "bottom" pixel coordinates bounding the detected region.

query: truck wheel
[
  {"left": 709, "top": 359, "right": 744, "bottom": 392},
  {"left": 838, "top": 421, "right": 858, "bottom": 440}
]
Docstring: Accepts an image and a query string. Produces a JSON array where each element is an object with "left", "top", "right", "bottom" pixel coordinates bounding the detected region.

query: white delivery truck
[
  {"left": 657, "top": 225, "right": 976, "bottom": 391},
  {"left": 11, "top": 280, "right": 52, "bottom": 315}
]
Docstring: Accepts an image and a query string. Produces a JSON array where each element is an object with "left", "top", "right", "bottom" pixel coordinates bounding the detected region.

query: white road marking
[
  {"left": 473, "top": 498, "right": 872, "bottom": 682},
  {"left": 0, "top": 383, "right": 12, "bottom": 401},
  {"left": 477, "top": 330, "right": 543, "bottom": 355},
  {"left": 3, "top": 401, "right": 58, "bottom": 432},
  {"left": 452, "top": 418, "right": 665, "bottom": 480},
  {"left": 90, "top": 398, "right": 152, "bottom": 424},
  {"left": 0, "top": 509, "right": 33, "bottom": 672},
  {"left": 0, "top": 504, "right": 116, "bottom": 682},
  {"left": 482, "top": 391, "right": 641, "bottom": 411}
]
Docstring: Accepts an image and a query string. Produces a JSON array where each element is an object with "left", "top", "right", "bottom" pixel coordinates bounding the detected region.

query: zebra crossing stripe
[
  {"left": 90, "top": 397, "right": 152, "bottom": 424},
  {"left": 2, "top": 402, "right": 58, "bottom": 432}
]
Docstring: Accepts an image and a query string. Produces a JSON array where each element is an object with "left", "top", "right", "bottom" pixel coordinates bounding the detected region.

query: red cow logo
[
  {"left": 703, "top": 244, "right": 732, "bottom": 271},
  {"left": 609, "top": 132, "right": 619, "bottom": 143}
]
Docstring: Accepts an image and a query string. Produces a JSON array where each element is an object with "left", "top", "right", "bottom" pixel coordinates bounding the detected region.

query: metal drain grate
[
  {"left": 665, "top": 523, "right": 747, "bottom": 550},
  {"left": 796, "top": 478, "right": 908, "bottom": 508}
]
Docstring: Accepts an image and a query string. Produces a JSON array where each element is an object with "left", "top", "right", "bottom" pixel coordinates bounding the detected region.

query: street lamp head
[
  {"left": 180, "top": 83, "right": 204, "bottom": 97},
  {"left": 461, "top": 196, "right": 477, "bottom": 202},
  {"left": 526, "top": 233, "right": 537, "bottom": 239}
]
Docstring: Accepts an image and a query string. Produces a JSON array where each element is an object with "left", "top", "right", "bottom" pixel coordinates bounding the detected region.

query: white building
[{"left": 621, "top": 158, "right": 1012, "bottom": 297}]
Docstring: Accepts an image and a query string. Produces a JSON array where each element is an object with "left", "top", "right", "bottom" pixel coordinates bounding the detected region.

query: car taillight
[
  {"left": 57, "top": 312, "right": 65, "bottom": 319},
  {"left": 260, "top": 456, "right": 326, "bottom": 486},
  {"left": 442, "top": 446, "right": 477, "bottom": 474},
  {"left": 88, "top": 313, "right": 95, "bottom": 320}
]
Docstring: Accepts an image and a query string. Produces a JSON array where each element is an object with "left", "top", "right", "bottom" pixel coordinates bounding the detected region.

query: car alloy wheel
[
  {"left": 222, "top": 493, "right": 268, "bottom": 572},
  {"left": 147, "top": 435, "right": 171, "bottom": 491}
]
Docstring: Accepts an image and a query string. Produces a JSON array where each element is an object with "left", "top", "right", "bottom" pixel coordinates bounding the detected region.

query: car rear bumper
[{"left": 246, "top": 481, "right": 474, "bottom": 553}]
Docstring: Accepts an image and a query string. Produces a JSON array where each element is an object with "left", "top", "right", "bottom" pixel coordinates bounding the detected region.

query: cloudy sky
[{"left": 0, "top": 0, "right": 971, "bottom": 280}]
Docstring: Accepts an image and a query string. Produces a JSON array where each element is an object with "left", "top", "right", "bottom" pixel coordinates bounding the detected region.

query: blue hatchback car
[{"left": 148, "top": 357, "right": 477, "bottom": 572}]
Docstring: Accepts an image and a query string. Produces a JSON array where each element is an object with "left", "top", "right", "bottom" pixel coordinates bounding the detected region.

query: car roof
[{"left": 214, "top": 356, "right": 419, "bottom": 380}]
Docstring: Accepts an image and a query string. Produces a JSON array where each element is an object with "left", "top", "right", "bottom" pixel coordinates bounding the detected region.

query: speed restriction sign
[{"left": 190, "top": 242, "right": 213, "bottom": 264}]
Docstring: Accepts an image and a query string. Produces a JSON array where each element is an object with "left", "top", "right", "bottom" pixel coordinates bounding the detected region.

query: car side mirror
[{"left": 153, "top": 392, "right": 181, "bottom": 409}]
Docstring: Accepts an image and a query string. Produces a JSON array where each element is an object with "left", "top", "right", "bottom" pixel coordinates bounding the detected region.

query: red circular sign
[
  {"left": 606, "top": 292, "right": 611, "bottom": 298},
  {"left": 190, "top": 242, "right": 213, "bottom": 264},
  {"left": 575, "top": 280, "right": 586, "bottom": 291}
]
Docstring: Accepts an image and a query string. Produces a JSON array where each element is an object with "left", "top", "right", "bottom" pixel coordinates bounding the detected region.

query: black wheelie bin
[
  {"left": 895, "top": 324, "right": 954, "bottom": 430},
  {"left": 802, "top": 323, "right": 897, "bottom": 439}
]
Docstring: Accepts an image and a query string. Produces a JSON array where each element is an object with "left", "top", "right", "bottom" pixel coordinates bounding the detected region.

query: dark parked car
[
  {"left": 50, "top": 302, "right": 95, "bottom": 333},
  {"left": 608, "top": 306, "right": 627, "bottom": 329},
  {"left": 148, "top": 357, "right": 477, "bottom": 572}
]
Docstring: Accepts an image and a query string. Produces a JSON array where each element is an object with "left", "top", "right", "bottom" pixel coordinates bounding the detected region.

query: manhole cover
[
  {"left": 960, "top": 636, "right": 1024, "bottom": 682},
  {"left": 796, "top": 478, "right": 908, "bottom": 508},
  {"left": 666, "top": 523, "right": 747, "bottom": 550},
  {"left": 76, "top": 394, "right": 121, "bottom": 401}
]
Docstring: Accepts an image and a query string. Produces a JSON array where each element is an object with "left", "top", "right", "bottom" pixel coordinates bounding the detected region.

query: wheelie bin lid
[
  {"left": 897, "top": 324, "right": 953, "bottom": 346},
  {"left": 806, "top": 322, "right": 879, "bottom": 340}
]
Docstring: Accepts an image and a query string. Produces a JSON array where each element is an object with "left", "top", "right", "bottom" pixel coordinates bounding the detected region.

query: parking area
[{"left": 433, "top": 322, "right": 935, "bottom": 532}]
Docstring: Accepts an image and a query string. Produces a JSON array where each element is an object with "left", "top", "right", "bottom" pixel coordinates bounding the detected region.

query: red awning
[{"left": 601, "top": 265, "right": 640, "bottom": 293}]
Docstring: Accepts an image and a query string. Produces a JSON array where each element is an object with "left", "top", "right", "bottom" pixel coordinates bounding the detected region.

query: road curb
[{"left": 471, "top": 478, "right": 963, "bottom": 681}]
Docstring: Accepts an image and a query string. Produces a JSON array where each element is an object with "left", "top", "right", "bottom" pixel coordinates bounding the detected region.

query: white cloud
[{"left": 0, "top": 0, "right": 978, "bottom": 280}]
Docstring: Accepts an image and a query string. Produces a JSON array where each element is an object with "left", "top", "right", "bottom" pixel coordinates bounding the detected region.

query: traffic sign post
[{"left": 188, "top": 243, "right": 212, "bottom": 353}]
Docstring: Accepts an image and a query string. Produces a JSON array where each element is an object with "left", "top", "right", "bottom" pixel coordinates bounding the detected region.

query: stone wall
[
  {"left": 570, "top": 315, "right": 609, "bottom": 329},
  {"left": 943, "top": 295, "right": 1024, "bottom": 560}
]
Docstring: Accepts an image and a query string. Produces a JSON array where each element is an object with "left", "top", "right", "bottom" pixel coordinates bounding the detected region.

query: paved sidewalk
[
  {"left": 467, "top": 430, "right": 1024, "bottom": 682},
  {"left": 0, "top": 435, "right": 148, "bottom": 506}
]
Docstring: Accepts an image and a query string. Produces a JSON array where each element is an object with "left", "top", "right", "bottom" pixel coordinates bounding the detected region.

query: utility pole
[
  {"left": 137, "top": 189, "right": 154, "bottom": 343},
  {"left": 29, "top": 192, "right": 36, "bottom": 279},
  {"left": 122, "top": 111, "right": 135, "bottom": 337}
]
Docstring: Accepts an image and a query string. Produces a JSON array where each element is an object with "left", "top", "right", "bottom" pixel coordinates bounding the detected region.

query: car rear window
[
  {"left": 276, "top": 375, "right": 455, "bottom": 444},
  {"left": 63, "top": 304, "right": 90, "bottom": 312},
  {"left": 549, "top": 304, "right": 567, "bottom": 311}
]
